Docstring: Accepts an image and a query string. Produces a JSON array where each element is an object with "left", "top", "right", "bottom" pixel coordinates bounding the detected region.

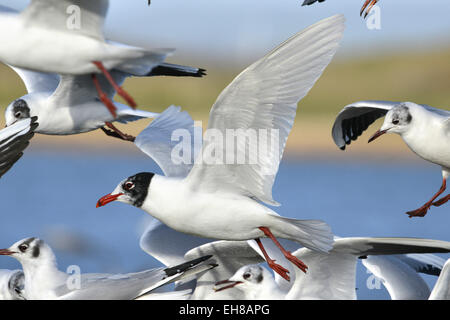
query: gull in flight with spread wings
[{"left": 97, "top": 15, "right": 346, "bottom": 281}]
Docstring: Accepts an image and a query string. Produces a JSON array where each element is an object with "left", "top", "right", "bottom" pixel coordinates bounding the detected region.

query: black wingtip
[
  {"left": 197, "top": 68, "right": 207, "bottom": 77},
  {"left": 339, "top": 145, "right": 346, "bottom": 151},
  {"left": 164, "top": 255, "right": 213, "bottom": 277}
]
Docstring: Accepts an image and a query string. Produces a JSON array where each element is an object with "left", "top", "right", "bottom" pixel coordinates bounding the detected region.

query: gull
[
  {"left": 139, "top": 218, "right": 302, "bottom": 299},
  {"left": 213, "top": 237, "right": 450, "bottom": 300},
  {"left": 4, "top": 62, "right": 204, "bottom": 141},
  {"left": 96, "top": 14, "right": 346, "bottom": 281},
  {"left": 0, "top": 117, "right": 38, "bottom": 178},
  {"left": 302, "top": 0, "right": 380, "bottom": 18},
  {"left": 332, "top": 100, "right": 450, "bottom": 217},
  {"left": 0, "top": 237, "right": 215, "bottom": 300},
  {"left": 0, "top": 270, "right": 25, "bottom": 300},
  {"left": 0, "top": 1, "right": 188, "bottom": 118}
]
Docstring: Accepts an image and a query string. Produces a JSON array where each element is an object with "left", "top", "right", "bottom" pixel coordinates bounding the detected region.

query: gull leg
[
  {"left": 258, "top": 226, "right": 308, "bottom": 273},
  {"left": 92, "top": 61, "right": 137, "bottom": 109},
  {"left": 101, "top": 122, "right": 135, "bottom": 142},
  {"left": 254, "top": 238, "right": 290, "bottom": 281},
  {"left": 361, "top": 0, "right": 378, "bottom": 18},
  {"left": 92, "top": 74, "right": 117, "bottom": 118},
  {"left": 432, "top": 194, "right": 450, "bottom": 207},
  {"left": 407, "top": 178, "right": 447, "bottom": 218}
]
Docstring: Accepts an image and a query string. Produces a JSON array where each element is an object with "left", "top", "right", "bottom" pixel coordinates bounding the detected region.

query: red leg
[
  {"left": 361, "top": 0, "right": 378, "bottom": 18},
  {"left": 432, "top": 194, "right": 450, "bottom": 207},
  {"left": 407, "top": 178, "right": 447, "bottom": 218},
  {"left": 102, "top": 122, "right": 135, "bottom": 142},
  {"left": 92, "top": 61, "right": 137, "bottom": 109},
  {"left": 254, "top": 238, "right": 290, "bottom": 281},
  {"left": 92, "top": 74, "right": 117, "bottom": 118},
  {"left": 259, "top": 227, "right": 308, "bottom": 273}
]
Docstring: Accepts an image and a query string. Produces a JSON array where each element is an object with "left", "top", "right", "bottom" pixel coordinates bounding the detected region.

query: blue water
[{"left": 0, "top": 149, "right": 449, "bottom": 300}]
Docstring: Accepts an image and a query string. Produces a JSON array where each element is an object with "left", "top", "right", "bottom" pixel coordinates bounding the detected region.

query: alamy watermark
[
  {"left": 66, "top": 5, "right": 81, "bottom": 30},
  {"left": 366, "top": 5, "right": 381, "bottom": 30},
  {"left": 170, "top": 122, "right": 281, "bottom": 176}
]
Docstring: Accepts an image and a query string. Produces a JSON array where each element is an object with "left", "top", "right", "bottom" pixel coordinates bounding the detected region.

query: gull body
[
  {"left": 98, "top": 15, "right": 346, "bottom": 280},
  {"left": 332, "top": 101, "right": 450, "bottom": 217}
]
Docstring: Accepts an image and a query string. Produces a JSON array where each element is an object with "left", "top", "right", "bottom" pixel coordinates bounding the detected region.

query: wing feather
[{"left": 186, "top": 15, "right": 345, "bottom": 205}]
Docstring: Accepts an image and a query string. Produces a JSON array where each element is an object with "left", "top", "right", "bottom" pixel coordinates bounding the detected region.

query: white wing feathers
[
  {"left": 9, "top": 66, "right": 60, "bottom": 94},
  {"left": 135, "top": 105, "right": 198, "bottom": 178},
  {"left": 187, "top": 14, "right": 345, "bottom": 205},
  {"left": 20, "top": 0, "right": 109, "bottom": 41}
]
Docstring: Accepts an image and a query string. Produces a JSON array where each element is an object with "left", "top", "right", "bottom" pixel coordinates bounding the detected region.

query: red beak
[
  {"left": 0, "top": 249, "right": 15, "bottom": 256},
  {"left": 214, "top": 279, "right": 243, "bottom": 292},
  {"left": 368, "top": 129, "right": 387, "bottom": 143},
  {"left": 96, "top": 193, "right": 123, "bottom": 208}
]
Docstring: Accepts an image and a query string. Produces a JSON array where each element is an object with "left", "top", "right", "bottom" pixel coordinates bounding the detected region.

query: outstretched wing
[
  {"left": 9, "top": 66, "right": 60, "bottom": 94},
  {"left": 0, "top": 117, "right": 38, "bottom": 179},
  {"left": 135, "top": 106, "right": 200, "bottom": 178},
  {"left": 186, "top": 15, "right": 345, "bottom": 206},
  {"left": 20, "top": 0, "right": 108, "bottom": 41},
  {"left": 331, "top": 100, "right": 397, "bottom": 150}
]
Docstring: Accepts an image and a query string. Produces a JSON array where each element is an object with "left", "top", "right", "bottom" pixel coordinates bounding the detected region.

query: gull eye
[
  {"left": 15, "top": 112, "right": 22, "bottom": 118},
  {"left": 392, "top": 119, "right": 399, "bottom": 125},
  {"left": 18, "top": 244, "right": 28, "bottom": 253},
  {"left": 243, "top": 273, "right": 251, "bottom": 280},
  {"left": 124, "top": 181, "right": 134, "bottom": 191}
]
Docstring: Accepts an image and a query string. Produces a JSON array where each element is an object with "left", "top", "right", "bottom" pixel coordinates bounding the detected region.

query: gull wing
[
  {"left": 56, "top": 256, "right": 212, "bottom": 300},
  {"left": 331, "top": 100, "right": 396, "bottom": 150},
  {"left": 429, "top": 259, "right": 450, "bottom": 300},
  {"left": 287, "top": 237, "right": 450, "bottom": 300},
  {"left": 0, "top": 117, "right": 38, "bottom": 178},
  {"left": 186, "top": 15, "right": 345, "bottom": 206},
  {"left": 9, "top": 66, "right": 60, "bottom": 94},
  {"left": 20, "top": 0, "right": 108, "bottom": 41},
  {"left": 184, "top": 240, "right": 265, "bottom": 299},
  {"left": 135, "top": 106, "right": 200, "bottom": 178}
]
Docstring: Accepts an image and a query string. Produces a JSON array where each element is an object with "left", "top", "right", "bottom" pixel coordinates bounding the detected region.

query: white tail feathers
[{"left": 273, "top": 216, "right": 334, "bottom": 253}]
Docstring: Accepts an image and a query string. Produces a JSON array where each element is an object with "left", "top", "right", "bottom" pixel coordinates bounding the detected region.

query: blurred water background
[{"left": 0, "top": 0, "right": 449, "bottom": 300}]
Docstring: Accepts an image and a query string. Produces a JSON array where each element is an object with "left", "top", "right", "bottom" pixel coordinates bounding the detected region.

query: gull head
[
  {"left": 369, "top": 103, "right": 413, "bottom": 142},
  {"left": 0, "top": 237, "right": 54, "bottom": 268},
  {"left": 96, "top": 172, "right": 155, "bottom": 208},
  {"left": 5, "top": 99, "right": 31, "bottom": 127},
  {"left": 214, "top": 265, "right": 271, "bottom": 294}
]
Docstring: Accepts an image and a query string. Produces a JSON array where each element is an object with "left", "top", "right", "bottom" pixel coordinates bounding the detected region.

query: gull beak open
[
  {"left": 96, "top": 193, "right": 123, "bottom": 208},
  {"left": 0, "top": 249, "right": 15, "bottom": 256},
  {"left": 214, "top": 279, "right": 243, "bottom": 292},
  {"left": 368, "top": 129, "right": 387, "bottom": 143}
]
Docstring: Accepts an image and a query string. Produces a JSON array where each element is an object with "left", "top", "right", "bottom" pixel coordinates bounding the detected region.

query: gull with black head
[{"left": 97, "top": 15, "right": 346, "bottom": 281}]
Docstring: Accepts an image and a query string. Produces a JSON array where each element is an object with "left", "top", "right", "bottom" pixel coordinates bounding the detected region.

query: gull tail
[
  {"left": 271, "top": 216, "right": 334, "bottom": 253},
  {"left": 147, "top": 62, "right": 206, "bottom": 78},
  {"left": 116, "top": 108, "right": 159, "bottom": 124}
]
